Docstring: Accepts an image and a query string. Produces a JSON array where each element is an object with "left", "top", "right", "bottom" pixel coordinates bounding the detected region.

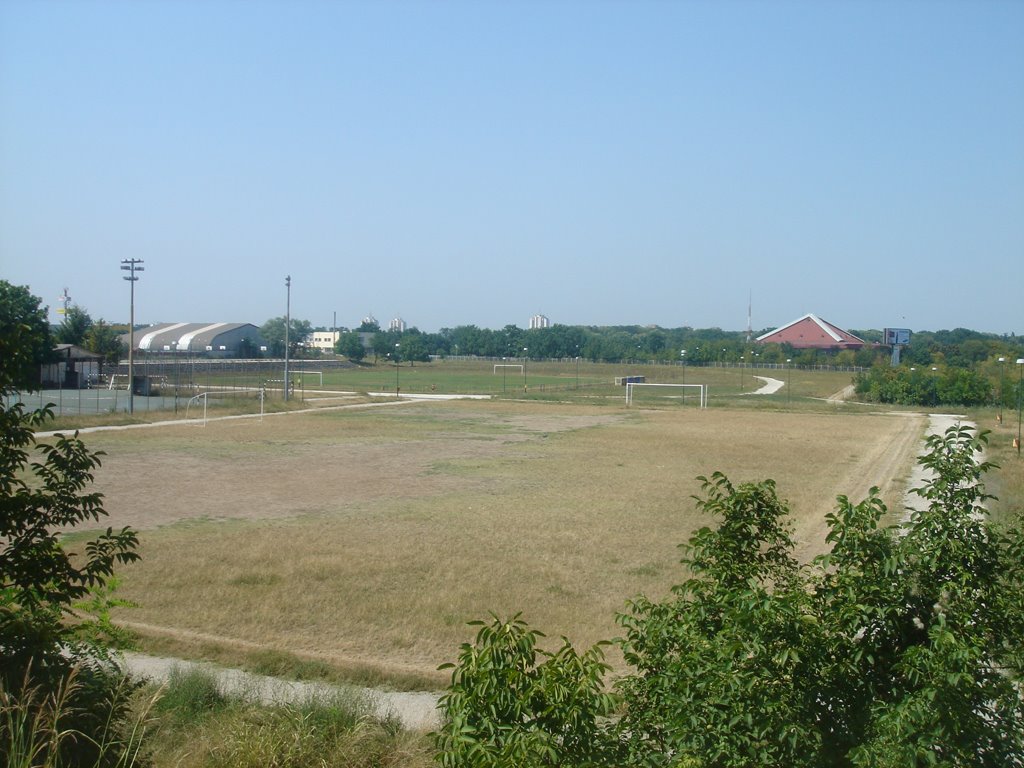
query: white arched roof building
[{"left": 123, "top": 322, "right": 263, "bottom": 357}]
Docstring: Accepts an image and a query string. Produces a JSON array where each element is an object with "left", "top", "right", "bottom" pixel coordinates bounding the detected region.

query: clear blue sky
[{"left": 2, "top": 0, "right": 1021, "bottom": 335}]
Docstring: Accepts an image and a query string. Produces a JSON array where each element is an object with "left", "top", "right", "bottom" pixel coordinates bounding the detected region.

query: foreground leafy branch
[
  {"left": 1, "top": 318, "right": 142, "bottom": 766},
  {"left": 437, "top": 426, "right": 1024, "bottom": 767}
]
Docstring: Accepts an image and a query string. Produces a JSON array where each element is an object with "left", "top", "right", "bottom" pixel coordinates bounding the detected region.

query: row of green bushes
[{"left": 853, "top": 365, "right": 1015, "bottom": 406}]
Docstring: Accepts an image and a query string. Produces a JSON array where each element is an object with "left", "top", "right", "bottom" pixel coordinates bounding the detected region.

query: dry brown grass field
[{"left": 68, "top": 399, "right": 925, "bottom": 688}]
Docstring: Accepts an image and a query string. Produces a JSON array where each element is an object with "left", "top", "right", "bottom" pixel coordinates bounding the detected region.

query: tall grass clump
[
  {"left": 1, "top": 665, "right": 157, "bottom": 768},
  {"left": 145, "top": 684, "right": 432, "bottom": 768},
  {"left": 151, "top": 667, "right": 227, "bottom": 726}
]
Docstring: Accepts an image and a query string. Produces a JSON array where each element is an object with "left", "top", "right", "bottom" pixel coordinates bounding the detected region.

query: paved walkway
[
  {"left": 119, "top": 651, "right": 442, "bottom": 731},
  {"left": 747, "top": 375, "right": 785, "bottom": 395}
]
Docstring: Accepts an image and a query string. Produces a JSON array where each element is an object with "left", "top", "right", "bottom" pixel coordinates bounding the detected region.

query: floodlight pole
[
  {"left": 786, "top": 359, "right": 792, "bottom": 405},
  {"left": 523, "top": 347, "right": 528, "bottom": 393},
  {"left": 576, "top": 346, "right": 580, "bottom": 390},
  {"left": 284, "top": 276, "right": 291, "bottom": 402},
  {"left": 395, "top": 342, "right": 400, "bottom": 399},
  {"left": 120, "top": 259, "right": 144, "bottom": 414}
]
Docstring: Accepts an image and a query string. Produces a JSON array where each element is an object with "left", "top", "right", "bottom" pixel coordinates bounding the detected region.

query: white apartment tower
[{"left": 529, "top": 314, "right": 550, "bottom": 330}]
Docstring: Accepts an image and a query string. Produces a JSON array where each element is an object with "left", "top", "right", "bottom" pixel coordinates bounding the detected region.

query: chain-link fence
[{"left": 10, "top": 358, "right": 357, "bottom": 417}]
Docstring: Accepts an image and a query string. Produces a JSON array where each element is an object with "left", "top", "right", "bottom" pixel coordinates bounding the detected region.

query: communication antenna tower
[{"left": 745, "top": 290, "right": 752, "bottom": 343}]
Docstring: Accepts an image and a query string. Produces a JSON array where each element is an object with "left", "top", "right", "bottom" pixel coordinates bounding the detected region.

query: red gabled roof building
[{"left": 755, "top": 313, "right": 866, "bottom": 350}]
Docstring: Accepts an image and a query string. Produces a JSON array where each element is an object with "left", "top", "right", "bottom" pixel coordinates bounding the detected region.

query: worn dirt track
[{"left": 790, "top": 410, "right": 926, "bottom": 561}]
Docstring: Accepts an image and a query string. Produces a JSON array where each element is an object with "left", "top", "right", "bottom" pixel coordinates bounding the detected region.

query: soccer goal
[
  {"left": 291, "top": 370, "right": 324, "bottom": 386},
  {"left": 626, "top": 382, "right": 707, "bottom": 408},
  {"left": 184, "top": 392, "right": 208, "bottom": 426},
  {"left": 493, "top": 364, "right": 524, "bottom": 374}
]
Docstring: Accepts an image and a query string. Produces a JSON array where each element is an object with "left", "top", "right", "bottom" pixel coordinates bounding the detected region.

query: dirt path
[
  {"left": 791, "top": 411, "right": 926, "bottom": 561},
  {"left": 791, "top": 410, "right": 979, "bottom": 560},
  {"left": 119, "top": 650, "right": 442, "bottom": 731},
  {"left": 826, "top": 384, "right": 857, "bottom": 402},
  {"left": 900, "top": 413, "right": 975, "bottom": 522}
]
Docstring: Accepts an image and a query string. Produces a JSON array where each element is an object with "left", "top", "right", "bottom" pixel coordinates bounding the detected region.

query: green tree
[
  {"left": 436, "top": 615, "right": 619, "bottom": 768},
  {"left": 335, "top": 332, "right": 366, "bottom": 362},
  {"left": 1, "top": 288, "right": 141, "bottom": 766},
  {"left": 83, "top": 319, "right": 125, "bottom": 365},
  {"left": 260, "top": 316, "right": 314, "bottom": 357},
  {"left": 616, "top": 474, "right": 817, "bottom": 766},
  {"left": 399, "top": 334, "right": 430, "bottom": 364},
  {"left": 0, "top": 281, "right": 54, "bottom": 391},
  {"left": 55, "top": 305, "right": 93, "bottom": 346}
]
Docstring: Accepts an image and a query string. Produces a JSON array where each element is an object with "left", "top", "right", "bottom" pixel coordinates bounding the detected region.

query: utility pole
[
  {"left": 284, "top": 275, "right": 291, "bottom": 402},
  {"left": 120, "top": 259, "right": 144, "bottom": 414},
  {"left": 57, "top": 287, "right": 72, "bottom": 318}
]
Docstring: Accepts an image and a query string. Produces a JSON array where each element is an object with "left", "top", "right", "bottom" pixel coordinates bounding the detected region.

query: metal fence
[{"left": 9, "top": 358, "right": 357, "bottom": 417}]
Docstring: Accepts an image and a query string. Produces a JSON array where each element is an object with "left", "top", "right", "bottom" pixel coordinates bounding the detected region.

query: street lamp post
[
  {"left": 786, "top": 359, "right": 792, "bottom": 405},
  {"left": 120, "top": 259, "right": 144, "bottom": 414},
  {"left": 998, "top": 357, "right": 1006, "bottom": 424},
  {"left": 395, "top": 343, "right": 401, "bottom": 399},
  {"left": 575, "top": 345, "right": 580, "bottom": 390},
  {"left": 284, "top": 276, "right": 291, "bottom": 402},
  {"left": 523, "top": 347, "right": 528, "bottom": 392},
  {"left": 502, "top": 357, "right": 507, "bottom": 394},
  {"left": 680, "top": 349, "right": 687, "bottom": 404},
  {"left": 1016, "top": 358, "right": 1023, "bottom": 456}
]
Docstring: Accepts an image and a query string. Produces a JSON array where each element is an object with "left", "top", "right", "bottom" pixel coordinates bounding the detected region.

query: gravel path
[{"left": 119, "top": 651, "right": 442, "bottom": 731}]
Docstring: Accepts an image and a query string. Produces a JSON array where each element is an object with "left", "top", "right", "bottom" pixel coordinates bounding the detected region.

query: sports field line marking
[
  {"left": 35, "top": 393, "right": 494, "bottom": 438},
  {"left": 34, "top": 398, "right": 419, "bottom": 438}
]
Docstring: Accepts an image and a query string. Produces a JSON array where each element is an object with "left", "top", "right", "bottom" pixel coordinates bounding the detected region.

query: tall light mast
[{"left": 120, "top": 259, "right": 144, "bottom": 414}]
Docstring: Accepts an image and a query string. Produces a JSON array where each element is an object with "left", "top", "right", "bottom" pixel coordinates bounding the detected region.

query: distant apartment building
[
  {"left": 529, "top": 314, "right": 550, "bottom": 330},
  {"left": 389, "top": 316, "right": 407, "bottom": 333}
]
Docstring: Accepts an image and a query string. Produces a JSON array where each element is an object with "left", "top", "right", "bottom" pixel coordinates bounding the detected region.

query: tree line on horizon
[
  {"left": 3, "top": 279, "right": 1022, "bottom": 399},
  {"left": 276, "top": 315, "right": 1023, "bottom": 371}
]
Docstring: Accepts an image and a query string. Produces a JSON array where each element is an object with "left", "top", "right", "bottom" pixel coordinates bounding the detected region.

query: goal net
[
  {"left": 626, "top": 382, "right": 707, "bottom": 408},
  {"left": 493, "top": 364, "right": 524, "bottom": 374}
]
